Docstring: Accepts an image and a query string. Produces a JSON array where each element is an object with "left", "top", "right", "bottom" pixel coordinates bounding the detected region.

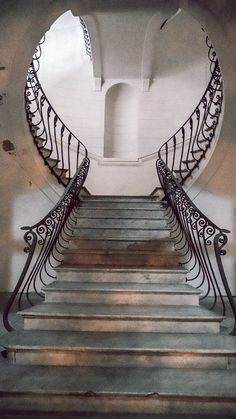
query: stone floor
[{"left": 0, "top": 293, "right": 235, "bottom": 419}]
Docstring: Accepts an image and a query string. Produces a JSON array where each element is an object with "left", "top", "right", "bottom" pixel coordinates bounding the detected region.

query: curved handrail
[
  {"left": 156, "top": 158, "right": 235, "bottom": 335},
  {"left": 3, "top": 157, "right": 90, "bottom": 331},
  {"left": 3, "top": 32, "right": 92, "bottom": 332},
  {"left": 79, "top": 17, "right": 92, "bottom": 59},
  {"left": 158, "top": 37, "right": 223, "bottom": 185},
  {"left": 25, "top": 38, "right": 88, "bottom": 186},
  {"left": 156, "top": 34, "right": 235, "bottom": 334}
]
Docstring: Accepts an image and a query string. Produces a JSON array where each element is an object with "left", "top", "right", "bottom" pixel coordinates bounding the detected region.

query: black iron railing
[
  {"left": 3, "top": 157, "right": 90, "bottom": 331},
  {"left": 79, "top": 17, "right": 92, "bottom": 59},
  {"left": 25, "top": 38, "right": 88, "bottom": 186},
  {"left": 157, "top": 158, "right": 235, "bottom": 335},
  {"left": 158, "top": 38, "right": 223, "bottom": 186}
]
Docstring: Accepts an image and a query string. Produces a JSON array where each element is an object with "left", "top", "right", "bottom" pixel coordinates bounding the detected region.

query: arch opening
[{"left": 104, "top": 83, "right": 138, "bottom": 159}]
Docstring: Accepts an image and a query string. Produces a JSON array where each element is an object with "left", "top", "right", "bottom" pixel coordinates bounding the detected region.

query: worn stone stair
[{"left": 1, "top": 195, "right": 236, "bottom": 416}]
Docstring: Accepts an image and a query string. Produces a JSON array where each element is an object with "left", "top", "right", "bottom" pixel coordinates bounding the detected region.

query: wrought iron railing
[
  {"left": 158, "top": 38, "right": 223, "bottom": 186},
  {"left": 79, "top": 17, "right": 92, "bottom": 59},
  {"left": 3, "top": 157, "right": 90, "bottom": 331},
  {"left": 157, "top": 158, "right": 235, "bottom": 335},
  {"left": 156, "top": 34, "right": 236, "bottom": 334},
  {"left": 25, "top": 37, "right": 88, "bottom": 186}
]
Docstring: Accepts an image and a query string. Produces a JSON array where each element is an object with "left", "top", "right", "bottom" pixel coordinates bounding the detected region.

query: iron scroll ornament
[
  {"left": 3, "top": 157, "right": 90, "bottom": 331},
  {"left": 156, "top": 158, "right": 235, "bottom": 336}
]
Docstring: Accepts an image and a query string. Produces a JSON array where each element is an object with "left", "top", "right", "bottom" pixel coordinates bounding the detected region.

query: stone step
[
  {"left": 0, "top": 364, "right": 236, "bottom": 415},
  {"left": 21, "top": 303, "right": 223, "bottom": 333},
  {"left": 79, "top": 201, "right": 162, "bottom": 210},
  {"left": 73, "top": 227, "right": 171, "bottom": 240},
  {"left": 76, "top": 218, "right": 168, "bottom": 229},
  {"left": 62, "top": 249, "right": 180, "bottom": 267},
  {"left": 43, "top": 282, "right": 200, "bottom": 305},
  {"left": 68, "top": 238, "right": 175, "bottom": 251},
  {"left": 55, "top": 266, "right": 187, "bottom": 284},
  {"left": 3, "top": 331, "right": 236, "bottom": 368},
  {"left": 82, "top": 196, "right": 159, "bottom": 202},
  {"left": 77, "top": 208, "right": 165, "bottom": 218}
]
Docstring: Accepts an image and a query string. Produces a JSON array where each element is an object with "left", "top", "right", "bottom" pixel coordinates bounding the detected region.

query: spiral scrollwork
[
  {"left": 157, "top": 156, "right": 235, "bottom": 335},
  {"left": 157, "top": 32, "right": 223, "bottom": 186}
]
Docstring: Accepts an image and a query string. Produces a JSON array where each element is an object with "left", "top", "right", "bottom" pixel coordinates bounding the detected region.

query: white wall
[{"left": 37, "top": 8, "right": 211, "bottom": 195}]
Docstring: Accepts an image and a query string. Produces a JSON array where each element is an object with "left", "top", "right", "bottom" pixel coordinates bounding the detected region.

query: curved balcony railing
[
  {"left": 25, "top": 37, "right": 88, "bottom": 186},
  {"left": 156, "top": 34, "right": 235, "bottom": 335},
  {"left": 79, "top": 17, "right": 92, "bottom": 59},
  {"left": 158, "top": 37, "right": 223, "bottom": 185},
  {"left": 156, "top": 159, "right": 235, "bottom": 335},
  {"left": 3, "top": 33, "right": 91, "bottom": 331},
  {"left": 3, "top": 157, "right": 90, "bottom": 331}
]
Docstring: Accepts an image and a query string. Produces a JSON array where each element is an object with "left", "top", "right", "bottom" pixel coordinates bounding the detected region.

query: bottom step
[{"left": 0, "top": 363, "right": 236, "bottom": 415}]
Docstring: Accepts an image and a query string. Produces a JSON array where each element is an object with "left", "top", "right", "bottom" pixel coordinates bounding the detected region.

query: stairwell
[{"left": 1, "top": 195, "right": 236, "bottom": 416}]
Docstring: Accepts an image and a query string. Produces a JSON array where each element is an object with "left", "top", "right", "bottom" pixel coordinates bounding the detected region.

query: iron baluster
[
  {"left": 156, "top": 159, "right": 235, "bottom": 335},
  {"left": 3, "top": 157, "right": 90, "bottom": 331}
]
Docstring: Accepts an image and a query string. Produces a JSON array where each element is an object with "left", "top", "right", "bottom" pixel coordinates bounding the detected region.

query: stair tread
[
  {"left": 20, "top": 303, "right": 223, "bottom": 321},
  {"left": 75, "top": 226, "right": 170, "bottom": 230},
  {"left": 80, "top": 204, "right": 163, "bottom": 210},
  {"left": 64, "top": 248, "right": 177, "bottom": 255},
  {"left": 59, "top": 264, "right": 182, "bottom": 270},
  {"left": 77, "top": 210, "right": 165, "bottom": 220},
  {"left": 2, "top": 331, "right": 236, "bottom": 353},
  {"left": 43, "top": 282, "right": 200, "bottom": 294},
  {"left": 82, "top": 196, "right": 159, "bottom": 202},
  {"left": 68, "top": 238, "right": 174, "bottom": 250},
  {"left": 1, "top": 363, "right": 236, "bottom": 398},
  {"left": 55, "top": 266, "right": 187, "bottom": 273}
]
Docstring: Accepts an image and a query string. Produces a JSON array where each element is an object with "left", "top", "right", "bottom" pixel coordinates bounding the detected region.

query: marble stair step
[
  {"left": 20, "top": 303, "right": 223, "bottom": 333},
  {"left": 77, "top": 208, "right": 165, "bottom": 218},
  {"left": 82, "top": 196, "right": 160, "bottom": 202},
  {"left": 76, "top": 218, "right": 168, "bottom": 229},
  {"left": 79, "top": 201, "right": 163, "bottom": 210},
  {"left": 2, "top": 330, "right": 236, "bottom": 368},
  {"left": 55, "top": 266, "right": 188, "bottom": 284},
  {"left": 68, "top": 238, "right": 175, "bottom": 251},
  {"left": 73, "top": 227, "right": 171, "bottom": 240},
  {"left": 0, "top": 364, "right": 236, "bottom": 415},
  {"left": 43, "top": 282, "right": 200, "bottom": 305},
  {"left": 62, "top": 248, "right": 180, "bottom": 267}
]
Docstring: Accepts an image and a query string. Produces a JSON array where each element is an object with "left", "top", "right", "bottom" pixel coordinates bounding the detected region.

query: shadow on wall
[
  {"left": 190, "top": 139, "right": 236, "bottom": 296},
  {"left": 151, "top": 9, "right": 209, "bottom": 79}
]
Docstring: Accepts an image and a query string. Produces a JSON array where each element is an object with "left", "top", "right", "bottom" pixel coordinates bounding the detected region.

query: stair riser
[
  {"left": 45, "top": 291, "right": 199, "bottom": 305},
  {"left": 68, "top": 239, "right": 175, "bottom": 251},
  {"left": 76, "top": 219, "right": 168, "bottom": 229},
  {"left": 62, "top": 253, "right": 180, "bottom": 266},
  {"left": 1, "top": 395, "right": 235, "bottom": 415},
  {"left": 45, "top": 292, "right": 199, "bottom": 306},
  {"left": 8, "top": 350, "right": 235, "bottom": 370},
  {"left": 56, "top": 270, "right": 187, "bottom": 284},
  {"left": 83, "top": 197, "right": 160, "bottom": 202},
  {"left": 77, "top": 209, "right": 165, "bottom": 218},
  {"left": 23, "top": 318, "right": 220, "bottom": 334},
  {"left": 73, "top": 229, "right": 171, "bottom": 240}
]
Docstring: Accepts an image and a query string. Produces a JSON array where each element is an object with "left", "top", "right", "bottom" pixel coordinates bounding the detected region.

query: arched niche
[{"left": 104, "top": 83, "right": 138, "bottom": 159}]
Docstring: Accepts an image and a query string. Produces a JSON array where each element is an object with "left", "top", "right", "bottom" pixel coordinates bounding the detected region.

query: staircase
[{"left": 1, "top": 196, "right": 236, "bottom": 416}]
